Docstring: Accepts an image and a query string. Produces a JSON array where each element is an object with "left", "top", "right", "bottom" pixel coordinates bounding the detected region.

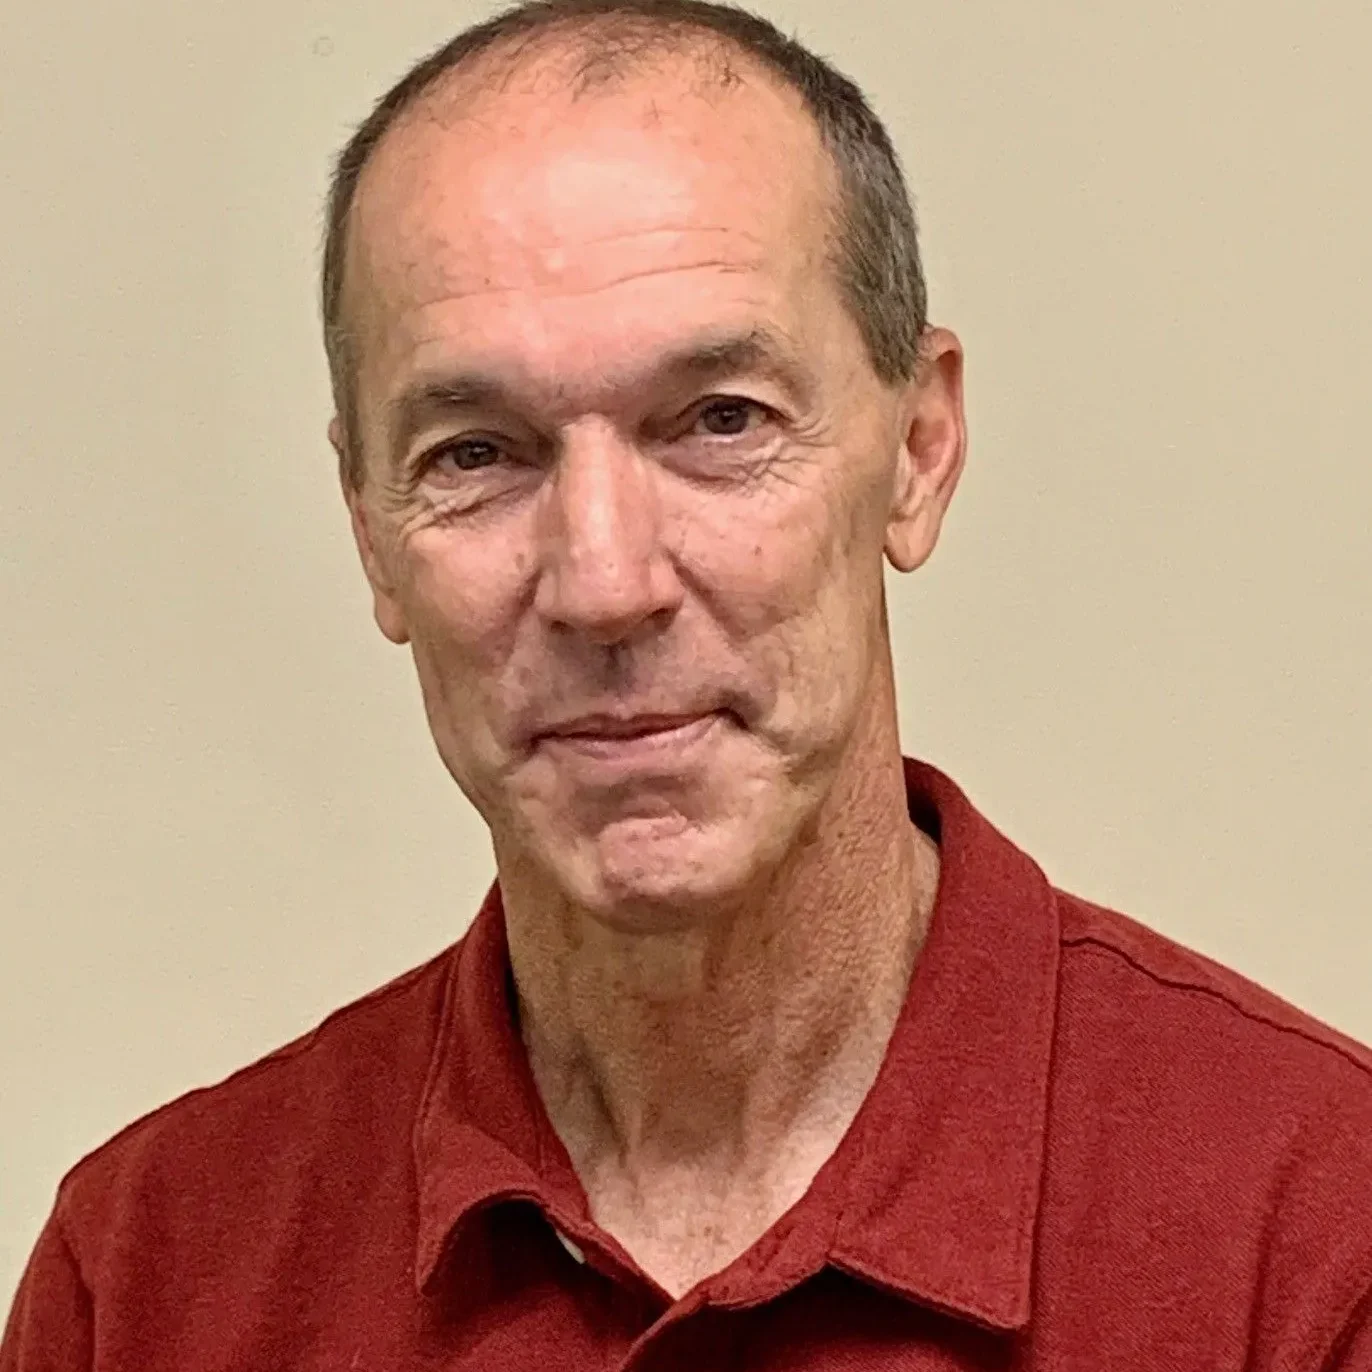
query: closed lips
[{"left": 547, "top": 714, "right": 708, "bottom": 740}]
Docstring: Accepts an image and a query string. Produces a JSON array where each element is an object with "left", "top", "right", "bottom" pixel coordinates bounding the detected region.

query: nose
[{"left": 533, "top": 421, "right": 684, "bottom": 645}]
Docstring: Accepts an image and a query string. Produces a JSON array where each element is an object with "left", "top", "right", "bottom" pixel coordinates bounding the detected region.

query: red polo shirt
[{"left": 5, "top": 758, "right": 1372, "bottom": 1370}]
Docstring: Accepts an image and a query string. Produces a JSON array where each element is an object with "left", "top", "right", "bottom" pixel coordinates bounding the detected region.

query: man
[{"left": 5, "top": 0, "right": 1370, "bottom": 1366}]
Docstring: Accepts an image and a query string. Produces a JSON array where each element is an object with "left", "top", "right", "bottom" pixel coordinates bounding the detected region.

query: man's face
[{"left": 339, "top": 54, "right": 959, "bottom": 923}]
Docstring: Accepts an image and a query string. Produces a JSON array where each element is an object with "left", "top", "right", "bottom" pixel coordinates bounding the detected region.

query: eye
[
  {"left": 692, "top": 397, "right": 769, "bottom": 437},
  {"left": 423, "top": 436, "right": 504, "bottom": 475}
]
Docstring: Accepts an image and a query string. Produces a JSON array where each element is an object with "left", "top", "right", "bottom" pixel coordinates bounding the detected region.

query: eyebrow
[{"left": 382, "top": 324, "right": 814, "bottom": 463}]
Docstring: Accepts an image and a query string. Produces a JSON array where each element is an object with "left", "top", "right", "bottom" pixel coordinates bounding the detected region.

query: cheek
[
  {"left": 401, "top": 517, "right": 528, "bottom": 629},
  {"left": 395, "top": 525, "right": 531, "bottom": 713},
  {"left": 686, "top": 452, "right": 886, "bottom": 618},
  {"left": 673, "top": 469, "right": 888, "bottom": 726}
]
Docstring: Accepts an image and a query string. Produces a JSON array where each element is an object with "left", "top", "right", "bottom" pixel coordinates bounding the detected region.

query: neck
[{"left": 498, "top": 669, "right": 940, "bottom": 1288}]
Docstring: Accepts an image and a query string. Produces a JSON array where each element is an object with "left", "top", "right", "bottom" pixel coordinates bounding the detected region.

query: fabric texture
[{"left": 5, "top": 757, "right": 1371, "bottom": 1370}]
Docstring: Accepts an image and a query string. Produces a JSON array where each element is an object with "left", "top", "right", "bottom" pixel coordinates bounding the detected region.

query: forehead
[{"left": 344, "top": 49, "right": 837, "bottom": 348}]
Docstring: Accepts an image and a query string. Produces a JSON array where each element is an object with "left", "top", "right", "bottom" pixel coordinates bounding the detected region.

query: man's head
[{"left": 325, "top": 0, "right": 966, "bottom": 926}]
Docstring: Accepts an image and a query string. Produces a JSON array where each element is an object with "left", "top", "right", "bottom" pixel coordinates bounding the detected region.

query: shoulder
[
  {"left": 51, "top": 945, "right": 457, "bottom": 1258},
  {"left": 1054, "top": 889, "right": 1372, "bottom": 1104},
  {"left": 1048, "top": 890, "right": 1372, "bottom": 1358}
]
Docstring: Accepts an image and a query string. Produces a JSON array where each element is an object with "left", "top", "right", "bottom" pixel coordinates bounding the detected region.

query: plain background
[{"left": 2, "top": 0, "right": 1368, "bottom": 1307}]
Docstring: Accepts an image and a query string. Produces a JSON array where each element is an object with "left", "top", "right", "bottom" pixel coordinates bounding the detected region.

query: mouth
[{"left": 535, "top": 711, "right": 725, "bottom": 763}]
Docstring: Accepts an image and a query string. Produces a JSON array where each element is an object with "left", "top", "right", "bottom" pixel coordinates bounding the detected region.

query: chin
[{"left": 558, "top": 812, "right": 770, "bottom": 932}]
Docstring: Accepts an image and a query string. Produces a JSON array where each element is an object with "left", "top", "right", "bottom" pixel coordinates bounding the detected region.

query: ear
[
  {"left": 885, "top": 327, "right": 967, "bottom": 573},
  {"left": 330, "top": 416, "right": 411, "bottom": 646}
]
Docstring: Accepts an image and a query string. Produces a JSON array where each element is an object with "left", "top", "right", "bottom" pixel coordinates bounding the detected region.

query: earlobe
[
  {"left": 884, "top": 328, "right": 967, "bottom": 574},
  {"left": 884, "top": 450, "right": 932, "bottom": 574}
]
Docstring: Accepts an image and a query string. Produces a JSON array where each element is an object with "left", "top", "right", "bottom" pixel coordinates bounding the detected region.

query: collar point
[{"left": 828, "top": 1242, "right": 1032, "bottom": 1335}]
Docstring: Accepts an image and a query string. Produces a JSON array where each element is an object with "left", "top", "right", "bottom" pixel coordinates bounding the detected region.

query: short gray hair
[{"left": 321, "top": 0, "right": 928, "bottom": 487}]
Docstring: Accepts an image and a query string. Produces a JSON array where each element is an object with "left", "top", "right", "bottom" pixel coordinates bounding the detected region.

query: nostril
[{"left": 534, "top": 545, "right": 683, "bottom": 644}]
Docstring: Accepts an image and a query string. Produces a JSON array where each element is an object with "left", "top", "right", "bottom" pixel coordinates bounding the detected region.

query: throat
[
  {"left": 583, "top": 1160, "right": 824, "bottom": 1300},
  {"left": 516, "top": 820, "right": 941, "bottom": 1298}
]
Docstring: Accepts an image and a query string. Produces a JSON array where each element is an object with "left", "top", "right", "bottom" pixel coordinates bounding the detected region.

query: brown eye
[
  {"left": 696, "top": 398, "right": 763, "bottom": 436},
  {"left": 431, "top": 438, "right": 502, "bottom": 473}
]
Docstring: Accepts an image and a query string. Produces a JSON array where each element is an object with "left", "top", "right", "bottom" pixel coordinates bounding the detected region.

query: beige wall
[{"left": 2, "top": 0, "right": 1369, "bottom": 1303}]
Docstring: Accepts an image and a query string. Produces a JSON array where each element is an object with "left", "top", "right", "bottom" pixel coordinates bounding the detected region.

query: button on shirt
[{"left": 5, "top": 758, "right": 1372, "bottom": 1370}]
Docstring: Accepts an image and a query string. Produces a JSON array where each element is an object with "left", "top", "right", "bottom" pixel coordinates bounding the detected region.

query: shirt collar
[
  {"left": 412, "top": 756, "right": 1061, "bottom": 1331},
  {"left": 412, "top": 887, "right": 588, "bottom": 1291},
  {"left": 822, "top": 756, "right": 1060, "bottom": 1330}
]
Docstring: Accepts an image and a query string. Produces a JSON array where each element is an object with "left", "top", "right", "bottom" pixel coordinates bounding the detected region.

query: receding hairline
[
  {"left": 334, "top": 23, "right": 835, "bottom": 343},
  {"left": 429, "top": 11, "right": 759, "bottom": 102}
]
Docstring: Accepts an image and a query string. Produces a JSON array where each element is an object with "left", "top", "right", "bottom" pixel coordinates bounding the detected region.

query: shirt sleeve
[{"left": 0, "top": 1208, "right": 94, "bottom": 1372}]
